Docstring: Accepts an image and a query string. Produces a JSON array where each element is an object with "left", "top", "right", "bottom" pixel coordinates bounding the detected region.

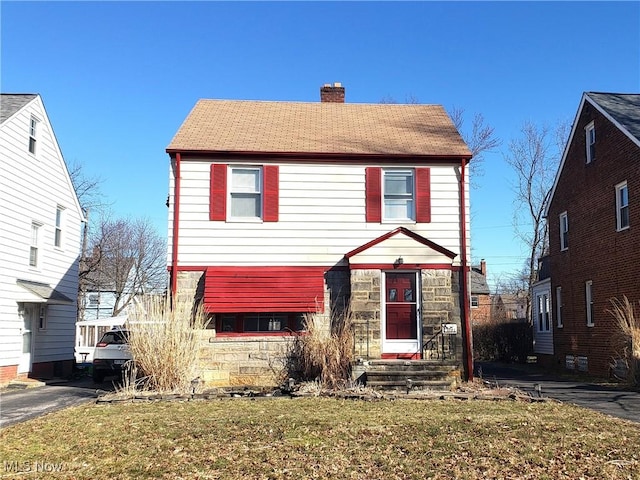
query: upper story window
[
  {"left": 585, "top": 280, "right": 594, "bottom": 327},
  {"left": 585, "top": 122, "right": 595, "bottom": 164},
  {"left": 365, "top": 167, "right": 431, "bottom": 223},
  {"left": 54, "top": 206, "right": 64, "bottom": 247},
  {"left": 559, "top": 211, "right": 568, "bottom": 251},
  {"left": 209, "top": 163, "right": 279, "bottom": 222},
  {"left": 616, "top": 181, "right": 629, "bottom": 231},
  {"left": 29, "top": 222, "right": 41, "bottom": 268},
  {"left": 470, "top": 296, "right": 479, "bottom": 308},
  {"left": 229, "top": 167, "right": 262, "bottom": 219},
  {"left": 383, "top": 169, "right": 415, "bottom": 221},
  {"left": 28, "top": 116, "right": 39, "bottom": 155}
]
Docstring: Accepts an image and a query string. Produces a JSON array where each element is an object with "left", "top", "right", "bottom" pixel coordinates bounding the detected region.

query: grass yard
[{"left": 1, "top": 397, "right": 639, "bottom": 479}]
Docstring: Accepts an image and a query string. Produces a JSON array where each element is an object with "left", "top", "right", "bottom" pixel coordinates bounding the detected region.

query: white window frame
[
  {"left": 38, "top": 305, "right": 47, "bottom": 331},
  {"left": 556, "top": 286, "right": 563, "bottom": 328},
  {"left": 559, "top": 211, "right": 568, "bottom": 251},
  {"left": 29, "top": 116, "right": 38, "bottom": 155},
  {"left": 536, "top": 293, "right": 551, "bottom": 332},
  {"left": 585, "top": 122, "right": 595, "bottom": 164},
  {"left": 54, "top": 205, "right": 64, "bottom": 248},
  {"left": 382, "top": 168, "right": 415, "bottom": 222},
  {"left": 228, "top": 166, "right": 263, "bottom": 221},
  {"left": 470, "top": 296, "right": 479, "bottom": 308},
  {"left": 29, "top": 222, "right": 42, "bottom": 268},
  {"left": 585, "top": 280, "right": 594, "bottom": 327},
  {"left": 615, "top": 181, "right": 629, "bottom": 231}
]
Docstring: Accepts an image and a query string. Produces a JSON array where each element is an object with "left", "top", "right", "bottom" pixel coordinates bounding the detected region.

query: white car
[{"left": 92, "top": 329, "right": 132, "bottom": 383}]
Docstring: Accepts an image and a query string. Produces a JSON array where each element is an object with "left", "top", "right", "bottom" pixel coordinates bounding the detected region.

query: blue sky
[{"left": 2, "top": 1, "right": 639, "bottom": 289}]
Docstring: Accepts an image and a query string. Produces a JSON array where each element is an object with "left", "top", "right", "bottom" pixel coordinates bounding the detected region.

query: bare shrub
[
  {"left": 124, "top": 296, "right": 209, "bottom": 393},
  {"left": 608, "top": 296, "right": 640, "bottom": 385},
  {"left": 287, "top": 306, "right": 354, "bottom": 389}
]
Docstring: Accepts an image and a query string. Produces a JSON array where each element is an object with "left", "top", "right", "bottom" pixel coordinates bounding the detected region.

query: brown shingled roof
[{"left": 167, "top": 100, "right": 471, "bottom": 158}]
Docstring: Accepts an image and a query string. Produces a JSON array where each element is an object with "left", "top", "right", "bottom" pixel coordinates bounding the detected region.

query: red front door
[{"left": 384, "top": 272, "right": 418, "bottom": 341}]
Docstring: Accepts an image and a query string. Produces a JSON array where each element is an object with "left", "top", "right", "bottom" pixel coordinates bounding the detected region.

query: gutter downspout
[
  {"left": 170, "top": 153, "right": 181, "bottom": 299},
  {"left": 460, "top": 158, "right": 473, "bottom": 381}
]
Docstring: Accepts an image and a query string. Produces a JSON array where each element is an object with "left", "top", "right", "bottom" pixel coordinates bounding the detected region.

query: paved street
[{"left": 477, "top": 361, "right": 640, "bottom": 423}]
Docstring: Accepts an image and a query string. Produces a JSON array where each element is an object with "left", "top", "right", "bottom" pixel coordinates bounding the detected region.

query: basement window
[{"left": 216, "top": 313, "right": 305, "bottom": 334}]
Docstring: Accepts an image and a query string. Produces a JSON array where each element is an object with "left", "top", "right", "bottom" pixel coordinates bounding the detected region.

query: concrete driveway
[
  {"left": 477, "top": 361, "right": 640, "bottom": 423},
  {"left": 0, "top": 378, "right": 113, "bottom": 429}
]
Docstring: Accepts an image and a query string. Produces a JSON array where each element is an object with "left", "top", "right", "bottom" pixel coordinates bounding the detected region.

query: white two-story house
[
  {"left": 166, "top": 84, "right": 473, "bottom": 386},
  {"left": 0, "top": 94, "right": 84, "bottom": 385}
]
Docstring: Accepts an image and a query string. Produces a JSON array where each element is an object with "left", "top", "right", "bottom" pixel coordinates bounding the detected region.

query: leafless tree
[
  {"left": 67, "top": 160, "right": 107, "bottom": 212},
  {"left": 504, "top": 120, "right": 569, "bottom": 322},
  {"left": 82, "top": 216, "right": 167, "bottom": 318},
  {"left": 378, "top": 98, "right": 500, "bottom": 186},
  {"left": 449, "top": 107, "right": 501, "bottom": 186}
]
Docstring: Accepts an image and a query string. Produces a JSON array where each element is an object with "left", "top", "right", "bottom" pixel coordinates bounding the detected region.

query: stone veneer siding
[
  {"left": 350, "top": 269, "right": 462, "bottom": 361},
  {"left": 176, "top": 269, "right": 345, "bottom": 387}
]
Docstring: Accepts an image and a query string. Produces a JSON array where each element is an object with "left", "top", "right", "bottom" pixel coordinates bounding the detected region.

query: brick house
[
  {"left": 470, "top": 259, "right": 491, "bottom": 324},
  {"left": 541, "top": 92, "right": 640, "bottom": 377},
  {"left": 165, "top": 84, "right": 473, "bottom": 386}
]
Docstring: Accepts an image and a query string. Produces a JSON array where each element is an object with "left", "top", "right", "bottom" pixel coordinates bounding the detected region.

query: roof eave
[{"left": 166, "top": 149, "right": 472, "bottom": 163}]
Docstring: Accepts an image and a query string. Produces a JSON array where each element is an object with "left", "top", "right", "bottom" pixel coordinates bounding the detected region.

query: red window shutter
[
  {"left": 210, "top": 164, "right": 227, "bottom": 221},
  {"left": 263, "top": 165, "right": 279, "bottom": 222},
  {"left": 416, "top": 167, "right": 431, "bottom": 223},
  {"left": 365, "top": 167, "right": 382, "bottom": 223}
]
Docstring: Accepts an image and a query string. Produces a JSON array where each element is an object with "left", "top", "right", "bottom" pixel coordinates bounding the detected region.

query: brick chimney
[
  {"left": 480, "top": 259, "right": 487, "bottom": 276},
  {"left": 320, "top": 82, "right": 345, "bottom": 103}
]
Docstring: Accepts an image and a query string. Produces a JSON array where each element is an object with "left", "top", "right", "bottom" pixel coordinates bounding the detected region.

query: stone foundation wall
[
  {"left": 178, "top": 269, "right": 343, "bottom": 388},
  {"left": 350, "top": 270, "right": 382, "bottom": 359},
  {"left": 421, "top": 270, "right": 462, "bottom": 360}
]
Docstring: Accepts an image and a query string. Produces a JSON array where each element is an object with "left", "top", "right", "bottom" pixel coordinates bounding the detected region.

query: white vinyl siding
[
  {"left": 532, "top": 280, "right": 553, "bottom": 355},
  {"left": 169, "top": 161, "right": 469, "bottom": 267},
  {"left": 0, "top": 95, "right": 83, "bottom": 368},
  {"left": 616, "top": 181, "right": 629, "bottom": 231}
]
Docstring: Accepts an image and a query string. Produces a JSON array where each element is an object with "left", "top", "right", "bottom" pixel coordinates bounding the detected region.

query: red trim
[
  {"left": 365, "top": 167, "right": 382, "bottom": 223},
  {"left": 415, "top": 168, "right": 431, "bottom": 223},
  {"left": 345, "top": 227, "right": 457, "bottom": 259},
  {"left": 204, "top": 266, "right": 326, "bottom": 313},
  {"left": 166, "top": 150, "right": 472, "bottom": 164},
  {"left": 349, "top": 263, "right": 458, "bottom": 270},
  {"left": 381, "top": 353, "right": 422, "bottom": 360},
  {"left": 263, "top": 165, "right": 279, "bottom": 222},
  {"left": 460, "top": 159, "right": 473, "bottom": 381},
  {"left": 210, "top": 164, "right": 227, "bottom": 221},
  {"left": 170, "top": 153, "right": 182, "bottom": 297}
]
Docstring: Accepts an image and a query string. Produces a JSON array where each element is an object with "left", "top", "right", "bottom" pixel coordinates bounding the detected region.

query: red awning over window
[{"left": 204, "top": 266, "right": 326, "bottom": 313}]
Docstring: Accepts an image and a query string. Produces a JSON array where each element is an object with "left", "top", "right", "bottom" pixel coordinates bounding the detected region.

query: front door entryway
[
  {"left": 18, "top": 303, "right": 35, "bottom": 373},
  {"left": 382, "top": 271, "right": 420, "bottom": 356}
]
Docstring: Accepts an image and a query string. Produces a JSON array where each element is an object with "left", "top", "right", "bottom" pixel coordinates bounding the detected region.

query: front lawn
[{"left": 1, "top": 397, "right": 639, "bottom": 479}]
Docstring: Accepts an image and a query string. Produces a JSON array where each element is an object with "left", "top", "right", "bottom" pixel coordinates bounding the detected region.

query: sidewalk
[{"left": 477, "top": 361, "right": 640, "bottom": 423}]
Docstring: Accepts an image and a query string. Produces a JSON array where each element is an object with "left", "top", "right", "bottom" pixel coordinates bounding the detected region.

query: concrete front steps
[{"left": 360, "top": 360, "right": 460, "bottom": 391}]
